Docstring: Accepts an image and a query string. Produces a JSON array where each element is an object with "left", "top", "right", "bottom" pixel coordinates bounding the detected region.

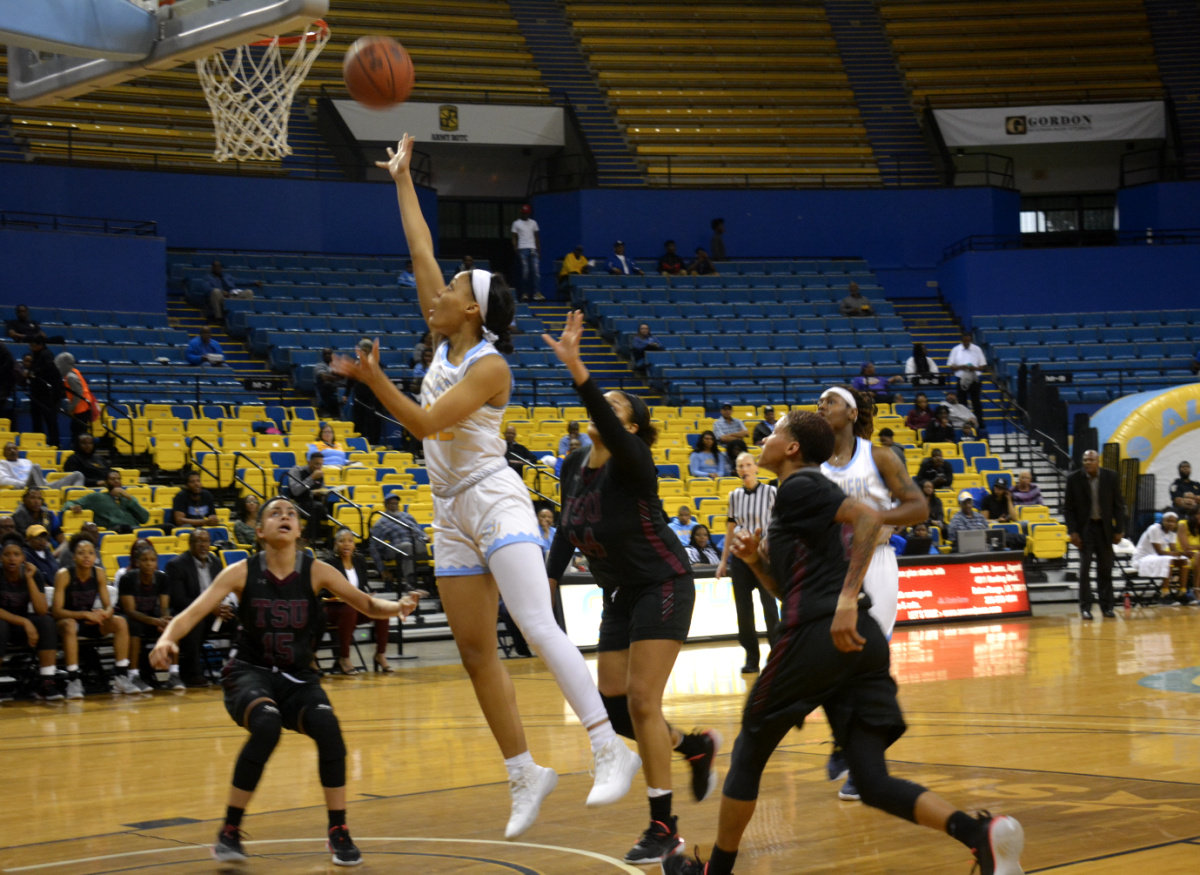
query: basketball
[{"left": 342, "top": 36, "right": 414, "bottom": 108}]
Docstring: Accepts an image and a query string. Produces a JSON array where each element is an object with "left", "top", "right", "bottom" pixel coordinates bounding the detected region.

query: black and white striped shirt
[{"left": 727, "top": 481, "right": 776, "bottom": 536}]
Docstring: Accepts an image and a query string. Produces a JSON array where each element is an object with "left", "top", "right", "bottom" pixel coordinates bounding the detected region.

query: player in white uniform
[
  {"left": 817, "top": 386, "right": 927, "bottom": 801},
  {"left": 334, "top": 135, "right": 639, "bottom": 840}
]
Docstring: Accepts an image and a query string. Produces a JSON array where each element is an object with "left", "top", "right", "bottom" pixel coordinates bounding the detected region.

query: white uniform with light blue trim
[
  {"left": 821, "top": 436, "right": 900, "bottom": 637},
  {"left": 421, "top": 339, "right": 543, "bottom": 576}
]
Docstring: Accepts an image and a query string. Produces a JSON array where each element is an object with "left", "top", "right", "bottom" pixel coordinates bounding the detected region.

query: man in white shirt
[
  {"left": 1132, "top": 512, "right": 1193, "bottom": 603},
  {"left": 0, "top": 441, "right": 85, "bottom": 489},
  {"left": 943, "top": 390, "right": 979, "bottom": 437},
  {"left": 946, "top": 332, "right": 987, "bottom": 426},
  {"left": 510, "top": 204, "right": 542, "bottom": 302}
]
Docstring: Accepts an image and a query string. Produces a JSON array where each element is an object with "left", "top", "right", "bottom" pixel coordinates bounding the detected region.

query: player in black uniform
[
  {"left": 150, "top": 496, "right": 419, "bottom": 867},
  {"left": 118, "top": 545, "right": 170, "bottom": 691},
  {"left": 546, "top": 311, "right": 720, "bottom": 864},
  {"left": 663, "top": 411, "right": 1025, "bottom": 875},
  {"left": 0, "top": 534, "right": 62, "bottom": 700}
]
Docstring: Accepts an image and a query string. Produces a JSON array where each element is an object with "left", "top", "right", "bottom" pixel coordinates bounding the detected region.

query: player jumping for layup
[
  {"left": 150, "top": 497, "right": 418, "bottom": 866},
  {"left": 818, "top": 386, "right": 927, "bottom": 800},
  {"left": 333, "top": 135, "right": 639, "bottom": 839},
  {"left": 662, "top": 411, "right": 1025, "bottom": 875}
]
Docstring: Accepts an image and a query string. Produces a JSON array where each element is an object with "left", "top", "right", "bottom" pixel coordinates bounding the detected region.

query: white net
[{"left": 195, "top": 22, "right": 330, "bottom": 162}]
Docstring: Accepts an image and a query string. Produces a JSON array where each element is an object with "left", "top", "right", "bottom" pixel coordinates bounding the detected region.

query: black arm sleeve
[{"left": 574, "top": 376, "right": 654, "bottom": 482}]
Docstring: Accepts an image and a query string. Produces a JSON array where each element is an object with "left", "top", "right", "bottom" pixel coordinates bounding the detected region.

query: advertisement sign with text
[{"left": 896, "top": 558, "right": 1030, "bottom": 625}]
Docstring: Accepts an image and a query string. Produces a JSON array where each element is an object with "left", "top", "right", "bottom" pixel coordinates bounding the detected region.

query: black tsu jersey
[
  {"left": 547, "top": 377, "right": 690, "bottom": 590},
  {"left": 63, "top": 567, "right": 101, "bottom": 613},
  {"left": 767, "top": 468, "right": 869, "bottom": 628},
  {"left": 233, "top": 551, "right": 322, "bottom": 673},
  {"left": 119, "top": 571, "right": 168, "bottom": 618},
  {"left": 0, "top": 569, "right": 43, "bottom": 615}
]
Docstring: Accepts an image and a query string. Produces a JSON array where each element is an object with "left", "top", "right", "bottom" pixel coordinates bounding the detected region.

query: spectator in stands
[
  {"left": 1176, "top": 507, "right": 1200, "bottom": 600},
  {"left": 558, "top": 245, "right": 590, "bottom": 295},
  {"left": 13, "top": 488, "right": 63, "bottom": 544},
  {"left": 0, "top": 442, "right": 85, "bottom": 490},
  {"left": 904, "top": 342, "right": 939, "bottom": 379},
  {"left": 839, "top": 282, "right": 874, "bottom": 318},
  {"left": 709, "top": 218, "right": 726, "bottom": 261},
  {"left": 410, "top": 331, "right": 433, "bottom": 369},
  {"left": 63, "top": 433, "right": 109, "bottom": 487},
  {"left": 669, "top": 505, "right": 698, "bottom": 543},
  {"left": 55, "top": 521, "right": 98, "bottom": 568},
  {"left": 119, "top": 544, "right": 171, "bottom": 689},
  {"left": 0, "top": 341, "right": 16, "bottom": 425},
  {"left": 685, "top": 525, "right": 721, "bottom": 566},
  {"left": 1132, "top": 512, "right": 1192, "bottom": 604},
  {"left": 689, "top": 247, "right": 718, "bottom": 276},
  {"left": 1064, "top": 449, "right": 1126, "bottom": 620},
  {"left": 946, "top": 332, "right": 986, "bottom": 425},
  {"left": 916, "top": 448, "right": 953, "bottom": 489},
  {"left": 347, "top": 339, "right": 384, "bottom": 446},
  {"left": 7, "top": 305, "right": 44, "bottom": 344},
  {"left": 1170, "top": 461, "right": 1200, "bottom": 513},
  {"left": 204, "top": 260, "right": 259, "bottom": 322},
  {"left": 504, "top": 424, "right": 533, "bottom": 476},
  {"left": 713, "top": 402, "right": 749, "bottom": 466},
  {"left": 852, "top": 362, "right": 902, "bottom": 403},
  {"left": 233, "top": 495, "right": 259, "bottom": 549},
  {"left": 943, "top": 391, "right": 979, "bottom": 436},
  {"left": 458, "top": 255, "right": 476, "bottom": 274},
  {"left": 27, "top": 335, "right": 63, "bottom": 448},
  {"left": 1011, "top": 470, "right": 1043, "bottom": 507},
  {"left": 397, "top": 258, "right": 416, "bottom": 289},
  {"left": 165, "top": 528, "right": 227, "bottom": 687},
  {"left": 557, "top": 420, "right": 592, "bottom": 456},
  {"left": 606, "top": 240, "right": 644, "bottom": 276},
  {"left": 924, "top": 408, "right": 958, "bottom": 444},
  {"left": 691, "top": 429, "right": 731, "bottom": 479},
  {"left": 313, "top": 348, "right": 346, "bottom": 418},
  {"left": 56, "top": 352, "right": 97, "bottom": 442},
  {"left": 752, "top": 405, "right": 777, "bottom": 446},
  {"left": 0, "top": 534, "right": 60, "bottom": 700},
  {"left": 370, "top": 493, "right": 426, "bottom": 589},
  {"left": 186, "top": 326, "right": 225, "bottom": 367},
  {"left": 878, "top": 427, "right": 905, "bottom": 464},
  {"left": 905, "top": 393, "right": 934, "bottom": 432},
  {"left": 630, "top": 323, "right": 663, "bottom": 372},
  {"left": 948, "top": 491, "right": 988, "bottom": 551},
  {"left": 324, "top": 527, "right": 393, "bottom": 674},
  {"left": 535, "top": 508, "right": 556, "bottom": 556},
  {"left": 413, "top": 347, "right": 434, "bottom": 381},
  {"left": 902, "top": 523, "right": 939, "bottom": 556},
  {"left": 555, "top": 437, "right": 581, "bottom": 476},
  {"left": 64, "top": 470, "right": 149, "bottom": 533},
  {"left": 980, "top": 475, "right": 1017, "bottom": 523},
  {"left": 511, "top": 204, "right": 542, "bottom": 302},
  {"left": 657, "top": 240, "right": 686, "bottom": 276},
  {"left": 22, "top": 525, "right": 60, "bottom": 596},
  {"left": 172, "top": 471, "right": 219, "bottom": 528},
  {"left": 309, "top": 422, "right": 349, "bottom": 470},
  {"left": 281, "top": 453, "right": 330, "bottom": 546},
  {"left": 922, "top": 480, "right": 944, "bottom": 526},
  {"left": 0, "top": 516, "right": 15, "bottom": 541}
]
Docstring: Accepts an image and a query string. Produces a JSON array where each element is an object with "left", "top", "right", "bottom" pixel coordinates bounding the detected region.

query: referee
[{"left": 717, "top": 451, "right": 779, "bottom": 673}]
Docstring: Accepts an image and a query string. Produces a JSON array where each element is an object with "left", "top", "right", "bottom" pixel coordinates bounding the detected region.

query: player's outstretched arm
[
  {"left": 149, "top": 562, "right": 247, "bottom": 669},
  {"left": 873, "top": 446, "right": 928, "bottom": 528},
  {"left": 311, "top": 560, "right": 419, "bottom": 620},
  {"left": 831, "top": 498, "right": 883, "bottom": 652}
]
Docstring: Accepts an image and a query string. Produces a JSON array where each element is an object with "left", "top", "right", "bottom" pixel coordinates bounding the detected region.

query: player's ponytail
[
  {"left": 619, "top": 391, "right": 657, "bottom": 447},
  {"left": 484, "top": 273, "right": 515, "bottom": 354},
  {"left": 851, "top": 387, "right": 876, "bottom": 440}
]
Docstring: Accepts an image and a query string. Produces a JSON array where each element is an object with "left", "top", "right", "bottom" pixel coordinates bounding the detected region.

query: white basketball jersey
[
  {"left": 420, "top": 339, "right": 508, "bottom": 498},
  {"left": 821, "top": 437, "right": 898, "bottom": 538}
]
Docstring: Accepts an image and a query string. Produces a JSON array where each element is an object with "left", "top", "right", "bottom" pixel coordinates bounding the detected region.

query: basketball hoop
[{"left": 195, "top": 19, "right": 330, "bottom": 162}]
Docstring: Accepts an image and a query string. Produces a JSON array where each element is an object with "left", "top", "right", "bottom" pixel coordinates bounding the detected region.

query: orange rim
[{"left": 250, "top": 19, "right": 329, "bottom": 47}]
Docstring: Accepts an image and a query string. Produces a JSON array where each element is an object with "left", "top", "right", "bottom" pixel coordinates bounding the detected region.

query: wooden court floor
[{"left": 3, "top": 607, "right": 1200, "bottom": 874}]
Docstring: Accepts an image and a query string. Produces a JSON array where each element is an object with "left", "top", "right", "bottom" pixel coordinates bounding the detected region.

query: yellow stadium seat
[
  {"left": 220, "top": 419, "right": 253, "bottom": 436},
  {"left": 154, "top": 447, "right": 187, "bottom": 472},
  {"left": 148, "top": 418, "right": 184, "bottom": 435},
  {"left": 60, "top": 508, "right": 94, "bottom": 534},
  {"left": 925, "top": 442, "right": 959, "bottom": 458}
]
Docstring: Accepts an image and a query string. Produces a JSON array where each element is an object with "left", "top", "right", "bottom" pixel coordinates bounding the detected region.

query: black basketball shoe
[
  {"left": 211, "top": 825, "right": 248, "bottom": 863},
  {"left": 661, "top": 847, "right": 708, "bottom": 875},
  {"left": 970, "top": 812, "right": 1025, "bottom": 875},
  {"left": 684, "top": 729, "right": 722, "bottom": 801},
  {"left": 327, "top": 824, "right": 363, "bottom": 867},
  {"left": 626, "top": 816, "right": 685, "bottom": 864}
]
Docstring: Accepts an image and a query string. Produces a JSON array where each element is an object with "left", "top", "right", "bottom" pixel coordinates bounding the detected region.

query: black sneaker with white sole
[
  {"left": 328, "top": 825, "right": 362, "bottom": 867},
  {"left": 684, "top": 730, "right": 722, "bottom": 802},
  {"left": 212, "top": 825, "right": 248, "bottom": 862},
  {"left": 660, "top": 847, "right": 707, "bottom": 875},
  {"left": 625, "top": 816, "right": 685, "bottom": 865},
  {"left": 35, "top": 677, "right": 64, "bottom": 701},
  {"left": 970, "top": 813, "right": 1025, "bottom": 875}
]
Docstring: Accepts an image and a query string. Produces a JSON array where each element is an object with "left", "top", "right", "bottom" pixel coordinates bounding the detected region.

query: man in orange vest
[{"left": 55, "top": 353, "right": 98, "bottom": 443}]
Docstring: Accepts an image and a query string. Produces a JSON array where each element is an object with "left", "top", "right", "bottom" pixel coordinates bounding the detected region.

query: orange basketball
[{"left": 342, "top": 36, "right": 415, "bottom": 109}]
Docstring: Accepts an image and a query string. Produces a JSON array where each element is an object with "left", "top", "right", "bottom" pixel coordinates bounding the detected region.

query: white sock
[
  {"left": 647, "top": 787, "right": 671, "bottom": 798},
  {"left": 169, "top": 665, "right": 180, "bottom": 674},
  {"left": 115, "top": 659, "right": 130, "bottom": 668},
  {"left": 504, "top": 751, "right": 534, "bottom": 781},
  {"left": 489, "top": 542, "right": 609, "bottom": 732},
  {"left": 66, "top": 664, "right": 79, "bottom": 673},
  {"left": 587, "top": 720, "right": 617, "bottom": 753},
  {"left": 39, "top": 666, "right": 56, "bottom": 676}
]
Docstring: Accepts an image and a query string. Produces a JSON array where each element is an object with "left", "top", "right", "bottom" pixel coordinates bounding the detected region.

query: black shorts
[
  {"left": 742, "top": 608, "right": 906, "bottom": 750},
  {"left": 76, "top": 620, "right": 105, "bottom": 639},
  {"left": 597, "top": 576, "right": 695, "bottom": 652},
  {"left": 222, "top": 660, "right": 331, "bottom": 732},
  {"left": 0, "top": 614, "right": 58, "bottom": 653},
  {"left": 128, "top": 620, "right": 162, "bottom": 639}
]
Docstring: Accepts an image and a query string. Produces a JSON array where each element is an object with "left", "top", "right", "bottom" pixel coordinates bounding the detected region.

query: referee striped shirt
[{"left": 727, "top": 481, "right": 776, "bottom": 537}]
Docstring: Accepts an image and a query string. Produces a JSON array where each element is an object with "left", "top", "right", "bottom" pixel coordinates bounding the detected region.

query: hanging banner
[
  {"left": 934, "top": 101, "right": 1165, "bottom": 147},
  {"left": 334, "top": 100, "right": 565, "bottom": 146}
]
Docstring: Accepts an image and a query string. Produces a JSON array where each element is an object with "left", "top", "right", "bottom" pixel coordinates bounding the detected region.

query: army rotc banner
[
  {"left": 934, "top": 101, "right": 1165, "bottom": 146},
  {"left": 334, "top": 100, "right": 565, "bottom": 146}
]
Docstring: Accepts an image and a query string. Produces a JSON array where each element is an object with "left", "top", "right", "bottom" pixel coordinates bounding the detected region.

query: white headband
[
  {"left": 820, "top": 386, "right": 857, "bottom": 410},
  {"left": 469, "top": 269, "right": 499, "bottom": 343}
]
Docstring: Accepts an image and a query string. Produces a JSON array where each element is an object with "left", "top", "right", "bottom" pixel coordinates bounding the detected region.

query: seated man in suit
[{"left": 164, "top": 529, "right": 227, "bottom": 687}]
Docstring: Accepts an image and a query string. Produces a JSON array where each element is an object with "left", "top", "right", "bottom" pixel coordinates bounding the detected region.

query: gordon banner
[
  {"left": 333, "top": 100, "right": 565, "bottom": 146},
  {"left": 934, "top": 101, "right": 1165, "bottom": 146}
]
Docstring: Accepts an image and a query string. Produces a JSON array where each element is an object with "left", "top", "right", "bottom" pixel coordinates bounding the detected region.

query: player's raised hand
[
  {"left": 730, "top": 527, "right": 762, "bottom": 565},
  {"left": 375, "top": 134, "right": 415, "bottom": 182},
  {"left": 543, "top": 310, "right": 586, "bottom": 366},
  {"left": 331, "top": 339, "right": 383, "bottom": 386},
  {"left": 150, "top": 637, "right": 179, "bottom": 670}
]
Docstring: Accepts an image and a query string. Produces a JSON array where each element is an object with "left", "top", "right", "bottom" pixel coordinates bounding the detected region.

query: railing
[
  {"left": 992, "top": 389, "right": 1071, "bottom": 510},
  {"left": 187, "top": 435, "right": 222, "bottom": 486},
  {"left": 943, "top": 226, "right": 1200, "bottom": 260},
  {"left": 92, "top": 366, "right": 270, "bottom": 409},
  {"left": 1119, "top": 146, "right": 1184, "bottom": 188},
  {"left": 949, "top": 152, "right": 1016, "bottom": 189},
  {"left": 0, "top": 210, "right": 157, "bottom": 236},
  {"left": 527, "top": 152, "right": 598, "bottom": 196},
  {"left": 231, "top": 450, "right": 269, "bottom": 501},
  {"left": 91, "top": 398, "right": 136, "bottom": 456}
]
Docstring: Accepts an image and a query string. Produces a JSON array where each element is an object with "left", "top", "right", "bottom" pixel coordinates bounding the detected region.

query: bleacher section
[
  {"left": 570, "top": 259, "right": 908, "bottom": 407},
  {"left": 565, "top": 1, "right": 880, "bottom": 186},
  {"left": 0, "top": 0, "right": 548, "bottom": 174},
  {"left": 975, "top": 310, "right": 1200, "bottom": 404},
  {"left": 880, "top": 0, "right": 1164, "bottom": 107}
]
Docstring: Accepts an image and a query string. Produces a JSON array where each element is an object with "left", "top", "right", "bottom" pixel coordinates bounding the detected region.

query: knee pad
[
  {"left": 303, "top": 704, "right": 347, "bottom": 788},
  {"left": 722, "top": 731, "right": 767, "bottom": 802},
  {"left": 601, "top": 694, "right": 636, "bottom": 740},
  {"left": 232, "top": 701, "right": 283, "bottom": 791}
]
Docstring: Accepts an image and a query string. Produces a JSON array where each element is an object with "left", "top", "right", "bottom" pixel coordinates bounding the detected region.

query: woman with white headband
[{"left": 334, "top": 135, "right": 637, "bottom": 840}]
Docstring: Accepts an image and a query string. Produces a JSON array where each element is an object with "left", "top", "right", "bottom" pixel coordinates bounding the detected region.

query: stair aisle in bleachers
[
  {"left": 1143, "top": 0, "right": 1200, "bottom": 179},
  {"left": 531, "top": 302, "right": 659, "bottom": 401},
  {"left": 507, "top": 0, "right": 646, "bottom": 186}
]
